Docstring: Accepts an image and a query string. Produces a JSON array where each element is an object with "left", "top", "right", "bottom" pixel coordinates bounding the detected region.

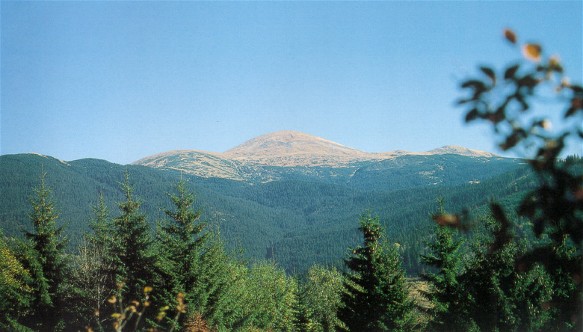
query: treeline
[{"left": 1, "top": 167, "right": 581, "bottom": 331}]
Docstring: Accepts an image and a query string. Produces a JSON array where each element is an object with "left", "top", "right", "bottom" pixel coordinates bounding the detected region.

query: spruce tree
[
  {"left": 420, "top": 200, "right": 466, "bottom": 331},
  {"left": 156, "top": 180, "right": 205, "bottom": 328},
  {"left": 340, "top": 214, "right": 415, "bottom": 331},
  {"left": 73, "top": 192, "right": 117, "bottom": 330},
  {"left": 157, "top": 180, "right": 239, "bottom": 330},
  {"left": 24, "top": 171, "right": 69, "bottom": 330},
  {"left": 187, "top": 234, "right": 241, "bottom": 329},
  {"left": 157, "top": 179, "right": 206, "bottom": 294},
  {"left": 461, "top": 210, "right": 553, "bottom": 331},
  {"left": 112, "top": 171, "right": 156, "bottom": 304}
]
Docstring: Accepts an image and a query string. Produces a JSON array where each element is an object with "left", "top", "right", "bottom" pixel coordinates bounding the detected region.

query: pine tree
[
  {"left": 157, "top": 180, "right": 244, "bottom": 330},
  {"left": 73, "top": 192, "right": 117, "bottom": 330},
  {"left": 461, "top": 209, "right": 553, "bottom": 331},
  {"left": 157, "top": 180, "right": 206, "bottom": 294},
  {"left": 112, "top": 171, "right": 156, "bottom": 305},
  {"left": 420, "top": 199, "right": 466, "bottom": 331},
  {"left": 23, "top": 171, "right": 69, "bottom": 330},
  {"left": 156, "top": 180, "right": 205, "bottom": 327},
  {"left": 340, "top": 214, "right": 415, "bottom": 332}
]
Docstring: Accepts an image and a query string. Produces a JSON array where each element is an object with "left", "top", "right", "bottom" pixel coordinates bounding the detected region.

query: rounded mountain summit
[
  {"left": 133, "top": 130, "right": 497, "bottom": 179},
  {"left": 223, "top": 130, "right": 373, "bottom": 166}
]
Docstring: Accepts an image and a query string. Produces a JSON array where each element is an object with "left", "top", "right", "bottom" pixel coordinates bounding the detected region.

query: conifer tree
[
  {"left": 420, "top": 199, "right": 467, "bottom": 331},
  {"left": 23, "top": 171, "right": 69, "bottom": 330},
  {"left": 73, "top": 192, "right": 117, "bottom": 330},
  {"left": 157, "top": 180, "right": 206, "bottom": 294},
  {"left": 187, "top": 234, "right": 241, "bottom": 328},
  {"left": 157, "top": 180, "right": 248, "bottom": 330},
  {"left": 461, "top": 210, "right": 553, "bottom": 331},
  {"left": 340, "top": 214, "right": 415, "bottom": 331},
  {"left": 156, "top": 180, "right": 206, "bottom": 327},
  {"left": 112, "top": 171, "right": 156, "bottom": 304}
]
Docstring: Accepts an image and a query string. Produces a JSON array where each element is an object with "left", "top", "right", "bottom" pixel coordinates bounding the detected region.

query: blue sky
[{"left": 2, "top": 1, "right": 581, "bottom": 164}]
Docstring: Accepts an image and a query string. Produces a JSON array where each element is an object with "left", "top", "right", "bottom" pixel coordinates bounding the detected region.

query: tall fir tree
[
  {"left": 72, "top": 192, "right": 118, "bottom": 330},
  {"left": 112, "top": 171, "right": 156, "bottom": 305},
  {"left": 23, "top": 171, "right": 69, "bottom": 331},
  {"left": 461, "top": 209, "right": 553, "bottom": 331},
  {"left": 340, "top": 214, "right": 415, "bottom": 332},
  {"left": 89, "top": 192, "right": 117, "bottom": 298},
  {"left": 420, "top": 199, "right": 467, "bottom": 331},
  {"left": 156, "top": 179, "right": 206, "bottom": 296},
  {"left": 157, "top": 180, "right": 239, "bottom": 330}
]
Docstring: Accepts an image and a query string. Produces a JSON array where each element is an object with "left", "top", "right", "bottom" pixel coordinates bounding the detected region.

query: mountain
[
  {"left": 223, "top": 130, "right": 373, "bottom": 166},
  {"left": 133, "top": 130, "right": 498, "bottom": 181},
  {"left": 1, "top": 135, "right": 529, "bottom": 275}
]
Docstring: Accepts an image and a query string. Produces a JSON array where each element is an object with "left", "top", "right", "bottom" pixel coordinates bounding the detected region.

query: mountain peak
[
  {"left": 223, "top": 130, "right": 369, "bottom": 166},
  {"left": 134, "top": 131, "right": 499, "bottom": 172}
]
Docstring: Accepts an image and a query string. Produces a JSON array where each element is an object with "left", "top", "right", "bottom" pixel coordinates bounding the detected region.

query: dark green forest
[
  {"left": 1, "top": 31, "right": 582, "bottom": 331},
  {"left": 0, "top": 152, "right": 529, "bottom": 276}
]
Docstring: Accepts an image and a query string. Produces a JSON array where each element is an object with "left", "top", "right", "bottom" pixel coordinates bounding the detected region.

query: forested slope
[{"left": 0, "top": 153, "right": 531, "bottom": 275}]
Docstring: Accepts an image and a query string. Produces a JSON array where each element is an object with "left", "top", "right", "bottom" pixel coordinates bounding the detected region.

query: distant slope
[{"left": 0, "top": 152, "right": 531, "bottom": 276}]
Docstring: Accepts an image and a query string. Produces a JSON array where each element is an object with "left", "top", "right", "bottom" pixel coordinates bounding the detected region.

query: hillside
[{"left": 0, "top": 146, "right": 531, "bottom": 275}]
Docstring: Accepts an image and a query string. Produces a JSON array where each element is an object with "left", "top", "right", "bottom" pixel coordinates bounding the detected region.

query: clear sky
[{"left": 1, "top": 1, "right": 581, "bottom": 164}]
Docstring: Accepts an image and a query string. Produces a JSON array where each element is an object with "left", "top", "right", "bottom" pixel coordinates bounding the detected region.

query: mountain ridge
[{"left": 133, "top": 131, "right": 498, "bottom": 175}]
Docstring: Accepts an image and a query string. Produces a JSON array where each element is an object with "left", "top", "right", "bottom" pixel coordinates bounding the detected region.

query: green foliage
[
  {"left": 340, "top": 214, "right": 415, "bottom": 331},
  {"left": 298, "top": 265, "right": 346, "bottom": 332},
  {"left": 460, "top": 213, "right": 553, "bottom": 331},
  {"left": 156, "top": 180, "right": 206, "bottom": 303},
  {"left": 111, "top": 171, "right": 157, "bottom": 316},
  {"left": 180, "top": 234, "right": 238, "bottom": 330},
  {"left": 0, "top": 231, "right": 33, "bottom": 330},
  {"left": 69, "top": 192, "right": 118, "bottom": 330},
  {"left": 242, "top": 262, "right": 300, "bottom": 331},
  {"left": 0, "top": 153, "right": 530, "bottom": 276},
  {"left": 155, "top": 180, "right": 238, "bottom": 330},
  {"left": 21, "top": 171, "right": 69, "bottom": 331},
  {"left": 420, "top": 200, "right": 466, "bottom": 331}
]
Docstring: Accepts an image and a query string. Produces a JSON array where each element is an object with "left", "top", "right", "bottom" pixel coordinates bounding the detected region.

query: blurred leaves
[
  {"left": 504, "top": 28, "right": 517, "bottom": 44},
  {"left": 432, "top": 213, "right": 459, "bottom": 227},
  {"left": 522, "top": 44, "right": 542, "bottom": 62},
  {"left": 480, "top": 66, "right": 496, "bottom": 85},
  {"left": 504, "top": 64, "right": 520, "bottom": 80},
  {"left": 458, "top": 29, "right": 583, "bottom": 328}
]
